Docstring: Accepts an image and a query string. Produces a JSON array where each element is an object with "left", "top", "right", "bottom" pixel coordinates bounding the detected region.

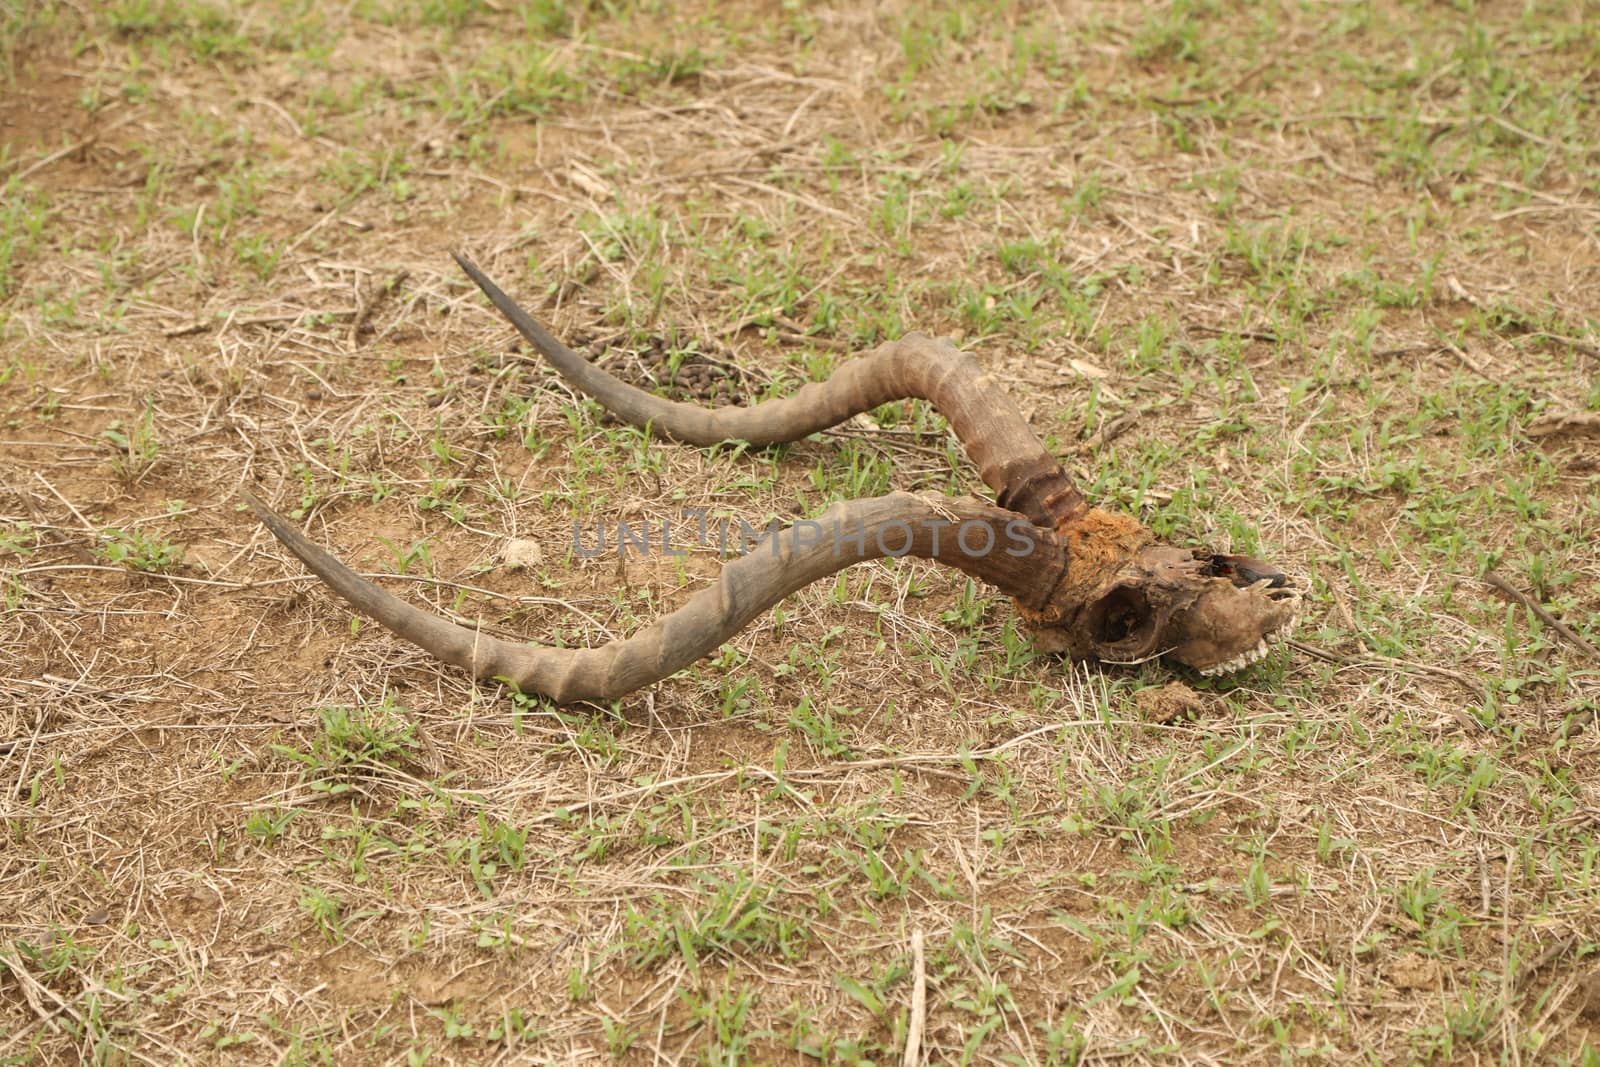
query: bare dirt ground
[{"left": 3, "top": 2, "right": 1599, "bottom": 1064}]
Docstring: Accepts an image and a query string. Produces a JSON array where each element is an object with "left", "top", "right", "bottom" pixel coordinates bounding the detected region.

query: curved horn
[
  {"left": 245, "top": 490, "right": 1070, "bottom": 704},
  {"left": 452, "top": 252, "right": 1087, "bottom": 531}
]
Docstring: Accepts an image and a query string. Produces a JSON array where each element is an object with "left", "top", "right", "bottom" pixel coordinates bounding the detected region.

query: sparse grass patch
[
  {"left": 95, "top": 526, "right": 184, "bottom": 572},
  {"left": 270, "top": 696, "right": 423, "bottom": 791}
]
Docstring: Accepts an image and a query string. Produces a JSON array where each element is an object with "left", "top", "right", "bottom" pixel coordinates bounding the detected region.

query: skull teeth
[
  {"left": 1199, "top": 636, "right": 1271, "bottom": 676},
  {"left": 1196, "top": 588, "right": 1304, "bottom": 677}
]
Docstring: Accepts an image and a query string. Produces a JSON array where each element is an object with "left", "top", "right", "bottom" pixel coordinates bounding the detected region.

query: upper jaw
[
  {"left": 1177, "top": 575, "right": 1304, "bottom": 676},
  {"left": 1191, "top": 587, "right": 1302, "bottom": 675}
]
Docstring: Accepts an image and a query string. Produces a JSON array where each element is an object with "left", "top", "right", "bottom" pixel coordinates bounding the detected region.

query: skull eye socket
[{"left": 1084, "top": 583, "right": 1155, "bottom": 650}]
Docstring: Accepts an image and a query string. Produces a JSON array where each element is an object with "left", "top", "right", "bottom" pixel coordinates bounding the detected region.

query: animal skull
[
  {"left": 1033, "top": 546, "right": 1303, "bottom": 676},
  {"left": 246, "top": 252, "right": 1302, "bottom": 703}
]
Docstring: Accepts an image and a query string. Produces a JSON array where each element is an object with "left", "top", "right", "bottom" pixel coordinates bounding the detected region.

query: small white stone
[{"left": 501, "top": 538, "right": 544, "bottom": 570}]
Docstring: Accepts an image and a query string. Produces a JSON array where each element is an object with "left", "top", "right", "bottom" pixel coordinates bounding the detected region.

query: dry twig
[
  {"left": 903, "top": 929, "right": 927, "bottom": 1067},
  {"left": 1484, "top": 571, "right": 1600, "bottom": 666}
]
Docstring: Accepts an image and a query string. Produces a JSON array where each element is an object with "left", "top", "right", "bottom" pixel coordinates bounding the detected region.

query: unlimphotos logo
[{"left": 572, "top": 509, "right": 1038, "bottom": 560}]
